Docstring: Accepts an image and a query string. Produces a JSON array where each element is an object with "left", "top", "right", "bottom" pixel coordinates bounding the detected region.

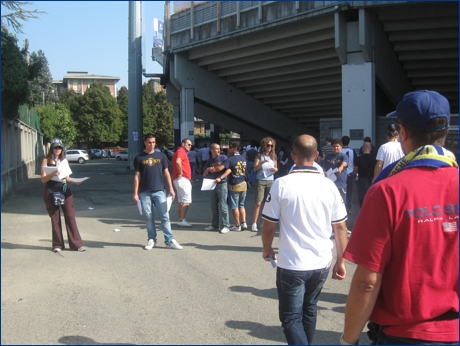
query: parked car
[
  {"left": 65, "top": 149, "right": 89, "bottom": 164},
  {"left": 89, "top": 149, "right": 103, "bottom": 159},
  {"left": 116, "top": 150, "right": 129, "bottom": 161},
  {"left": 102, "top": 149, "right": 109, "bottom": 158},
  {"left": 109, "top": 150, "right": 116, "bottom": 158}
]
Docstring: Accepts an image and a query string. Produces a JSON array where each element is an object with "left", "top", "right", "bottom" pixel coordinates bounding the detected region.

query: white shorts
[{"left": 173, "top": 177, "right": 192, "bottom": 204}]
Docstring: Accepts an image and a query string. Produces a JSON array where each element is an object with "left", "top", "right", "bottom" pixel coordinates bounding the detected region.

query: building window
[{"left": 72, "top": 79, "right": 78, "bottom": 91}]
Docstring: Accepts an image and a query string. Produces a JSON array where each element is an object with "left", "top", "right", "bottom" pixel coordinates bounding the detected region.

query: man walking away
[
  {"left": 342, "top": 90, "right": 458, "bottom": 345},
  {"left": 133, "top": 134, "right": 183, "bottom": 250},
  {"left": 352, "top": 142, "right": 376, "bottom": 207},
  {"left": 172, "top": 138, "right": 193, "bottom": 227},
  {"left": 262, "top": 134, "right": 348, "bottom": 345}
]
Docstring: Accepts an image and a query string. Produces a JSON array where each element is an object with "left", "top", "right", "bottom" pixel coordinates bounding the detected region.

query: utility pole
[{"left": 127, "top": 1, "right": 144, "bottom": 169}]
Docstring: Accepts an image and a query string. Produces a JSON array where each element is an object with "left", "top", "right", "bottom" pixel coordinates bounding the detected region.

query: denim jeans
[
  {"left": 190, "top": 162, "right": 197, "bottom": 180},
  {"left": 139, "top": 190, "right": 173, "bottom": 245},
  {"left": 276, "top": 266, "right": 330, "bottom": 345},
  {"left": 210, "top": 182, "right": 230, "bottom": 229}
]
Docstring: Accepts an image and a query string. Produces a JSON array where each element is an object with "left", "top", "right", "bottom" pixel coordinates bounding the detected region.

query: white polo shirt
[{"left": 262, "top": 166, "right": 347, "bottom": 271}]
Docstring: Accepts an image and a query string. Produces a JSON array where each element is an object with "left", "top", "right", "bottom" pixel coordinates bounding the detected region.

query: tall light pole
[{"left": 128, "top": 1, "right": 143, "bottom": 169}]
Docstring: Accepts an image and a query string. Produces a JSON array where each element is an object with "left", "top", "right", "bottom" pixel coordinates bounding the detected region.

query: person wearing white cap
[{"left": 341, "top": 90, "right": 458, "bottom": 345}]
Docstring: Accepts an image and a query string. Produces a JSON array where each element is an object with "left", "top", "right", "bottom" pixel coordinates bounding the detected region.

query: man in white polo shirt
[{"left": 261, "top": 134, "right": 348, "bottom": 345}]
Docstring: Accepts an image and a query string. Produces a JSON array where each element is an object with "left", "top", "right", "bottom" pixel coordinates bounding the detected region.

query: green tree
[
  {"left": 1, "top": 1, "right": 43, "bottom": 37},
  {"left": 117, "top": 86, "right": 128, "bottom": 145},
  {"left": 75, "top": 82, "right": 123, "bottom": 147},
  {"left": 35, "top": 103, "right": 77, "bottom": 146},
  {"left": 1, "top": 29, "right": 29, "bottom": 120},
  {"left": 142, "top": 83, "right": 173, "bottom": 147},
  {"left": 28, "top": 49, "right": 58, "bottom": 106}
]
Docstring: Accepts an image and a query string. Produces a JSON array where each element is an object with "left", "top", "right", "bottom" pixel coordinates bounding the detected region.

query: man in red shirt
[
  {"left": 172, "top": 138, "right": 193, "bottom": 227},
  {"left": 341, "top": 90, "right": 458, "bottom": 345}
]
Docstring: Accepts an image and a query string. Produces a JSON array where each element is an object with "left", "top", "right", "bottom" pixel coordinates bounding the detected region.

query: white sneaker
[
  {"left": 230, "top": 225, "right": 242, "bottom": 232},
  {"left": 177, "top": 219, "right": 192, "bottom": 227},
  {"left": 144, "top": 239, "right": 156, "bottom": 250},
  {"left": 241, "top": 222, "right": 248, "bottom": 230},
  {"left": 53, "top": 248, "right": 61, "bottom": 252},
  {"left": 204, "top": 225, "right": 218, "bottom": 231},
  {"left": 220, "top": 227, "right": 230, "bottom": 234},
  {"left": 251, "top": 223, "right": 258, "bottom": 232},
  {"left": 167, "top": 239, "right": 183, "bottom": 250}
]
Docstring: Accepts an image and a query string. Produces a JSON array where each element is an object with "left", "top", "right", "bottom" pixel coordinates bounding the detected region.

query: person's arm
[
  {"left": 337, "top": 155, "right": 348, "bottom": 174},
  {"left": 352, "top": 165, "right": 359, "bottom": 180},
  {"left": 373, "top": 160, "right": 383, "bottom": 181},
  {"left": 163, "top": 168, "right": 176, "bottom": 201},
  {"left": 253, "top": 154, "right": 263, "bottom": 172},
  {"left": 343, "top": 265, "right": 382, "bottom": 344},
  {"left": 133, "top": 171, "right": 140, "bottom": 203},
  {"left": 216, "top": 168, "right": 231, "bottom": 184},
  {"left": 331, "top": 221, "right": 348, "bottom": 280},
  {"left": 175, "top": 156, "right": 183, "bottom": 180},
  {"left": 261, "top": 219, "right": 277, "bottom": 261}
]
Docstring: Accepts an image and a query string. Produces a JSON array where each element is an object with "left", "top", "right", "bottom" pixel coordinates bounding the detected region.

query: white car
[
  {"left": 116, "top": 151, "right": 129, "bottom": 161},
  {"left": 66, "top": 149, "right": 89, "bottom": 164}
]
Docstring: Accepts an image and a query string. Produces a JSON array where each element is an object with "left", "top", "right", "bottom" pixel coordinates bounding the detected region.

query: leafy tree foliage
[
  {"left": 1, "top": 1, "right": 43, "bottom": 37},
  {"left": 142, "top": 83, "right": 173, "bottom": 147},
  {"left": 117, "top": 86, "right": 128, "bottom": 144},
  {"left": 28, "top": 50, "right": 58, "bottom": 106},
  {"left": 74, "top": 82, "right": 123, "bottom": 147},
  {"left": 35, "top": 103, "right": 77, "bottom": 146},
  {"left": 1, "top": 29, "right": 29, "bottom": 120}
]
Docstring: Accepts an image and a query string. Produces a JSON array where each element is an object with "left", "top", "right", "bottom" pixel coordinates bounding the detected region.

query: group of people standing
[{"left": 40, "top": 90, "right": 457, "bottom": 345}]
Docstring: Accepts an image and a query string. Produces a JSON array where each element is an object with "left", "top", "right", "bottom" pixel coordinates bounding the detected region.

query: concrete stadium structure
[{"left": 159, "top": 1, "right": 458, "bottom": 148}]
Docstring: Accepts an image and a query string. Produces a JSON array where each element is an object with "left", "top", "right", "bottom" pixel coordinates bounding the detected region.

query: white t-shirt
[
  {"left": 376, "top": 141, "right": 404, "bottom": 170},
  {"left": 262, "top": 170, "right": 347, "bottom": 271}
]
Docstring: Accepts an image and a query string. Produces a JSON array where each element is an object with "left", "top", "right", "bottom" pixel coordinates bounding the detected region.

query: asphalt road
[{"left": 1, "top": 158, "right": 371, "bottom": 345}]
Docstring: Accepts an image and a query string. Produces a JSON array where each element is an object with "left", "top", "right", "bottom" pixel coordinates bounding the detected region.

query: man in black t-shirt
[{"left": 133, "top": 134, "right": 182, "bottom": 250}]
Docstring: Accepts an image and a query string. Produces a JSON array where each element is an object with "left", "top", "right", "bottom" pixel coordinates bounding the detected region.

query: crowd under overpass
[{"left": 157, "top": 1, "right": 458, "bottom": 149}]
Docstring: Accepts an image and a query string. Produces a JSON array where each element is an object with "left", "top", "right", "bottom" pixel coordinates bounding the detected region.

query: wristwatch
[{"left": 340, "top": 334, "right": 358, "bottom": 345}]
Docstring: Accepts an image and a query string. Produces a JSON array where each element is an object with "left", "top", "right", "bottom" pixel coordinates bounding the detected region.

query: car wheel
[
  {"left": 78, "top": 157, "right": 85, "bottom": 164},
  {"left": 117, "top": 156, "right": 121, "bottom": 161}
]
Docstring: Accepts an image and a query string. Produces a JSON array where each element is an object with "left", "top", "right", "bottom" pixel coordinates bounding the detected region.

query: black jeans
[{"left": 367, "top": 322, "right": 458, "bottom": 345}]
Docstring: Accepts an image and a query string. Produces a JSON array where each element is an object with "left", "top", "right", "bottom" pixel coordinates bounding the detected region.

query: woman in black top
[{"left": 40, "top": 138, "right": 85, "bottom": 252}]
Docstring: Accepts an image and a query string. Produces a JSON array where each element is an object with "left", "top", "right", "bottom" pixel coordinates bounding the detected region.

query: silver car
[
  {"left": 116, "top": 150, "right": 129, "bottom": 161},
  {"left": 65, "top": 149, "right": 89, "bottom": 164}
]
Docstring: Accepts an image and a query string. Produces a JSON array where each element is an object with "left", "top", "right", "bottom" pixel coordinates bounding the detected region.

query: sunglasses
[
  {"left": 53, "top": 147, "right": 63, "bottom": 150},
  {"left": 266, "top": 144, "right": 273, "bottom": 147}
]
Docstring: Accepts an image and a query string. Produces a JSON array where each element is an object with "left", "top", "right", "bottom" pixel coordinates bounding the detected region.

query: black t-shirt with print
[{"left": 134, "top": 151, "right": 170, "bottom": 194}]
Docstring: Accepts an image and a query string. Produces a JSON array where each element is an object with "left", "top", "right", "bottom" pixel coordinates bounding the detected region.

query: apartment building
[{"left": 53, "top": 71, "right": 120, "bottom": 98}]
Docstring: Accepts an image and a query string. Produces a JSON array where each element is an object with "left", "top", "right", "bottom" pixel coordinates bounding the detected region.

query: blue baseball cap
[{"left": 387, "top": 90, "right": 450, "bottom": 132}]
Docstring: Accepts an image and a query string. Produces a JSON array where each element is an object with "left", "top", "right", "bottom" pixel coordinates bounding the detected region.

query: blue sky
[{"left": 18, "top": 1, "right": 167, "bottom": 89}]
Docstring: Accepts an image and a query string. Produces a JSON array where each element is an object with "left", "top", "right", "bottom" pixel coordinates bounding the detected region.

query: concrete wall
[{"left": 1, "top": 118, "right": 46, "bottom": 202}]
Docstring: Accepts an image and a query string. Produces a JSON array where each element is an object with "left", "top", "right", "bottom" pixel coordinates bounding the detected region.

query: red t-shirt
[
  {"left": 172, "top": 147, "right": 191, "bottom": 180},
  {"left": 344, "top": 166, "right": 459, "bottom": 342}
]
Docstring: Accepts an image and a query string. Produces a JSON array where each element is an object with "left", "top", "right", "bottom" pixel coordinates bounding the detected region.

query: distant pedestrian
[
  {"left": 352, "top": 142, "right": 376, "bottom": 207},
  {"left": 172, "top": 138, "right": 193, "bottom": 227},
  {"left": 251, "top": 137, "right": 278, "bottom": 232},
  {"left": 133, "top": 134, "right": 183, "bottom": 250},
  {"left": 320, "top": 136, "right": 333, "bottom": 163},
  {"left": 341, "top": 136, "right": 356, "bottom": 213},
  {"left": 199, "top": 144, "right": 210, "bottom": 173},
  {"left": 187, "top": 145, "right": 198, "bottom": 181},
  {"left": 41, "top": 138, "right": 86, "bottom": 253},
  {"left": 203, "top": 143, "right": 231, "bottom": 234},
  {"left": 323, "top": 138, "right": 349, "bottom": 210},
  {"left": 245, "top": 144, "right": 258, "bottom": 186},
  {"left": 373, "top": 125, "right": 404, "bottom": 181},
  {"left": 223, "top": 141, "right": 248, "bottom": 231}
]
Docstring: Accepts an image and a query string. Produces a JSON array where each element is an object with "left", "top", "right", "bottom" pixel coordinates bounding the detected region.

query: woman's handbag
[{"left": 52, "top": 191, "right": 65, "bottom": 206}]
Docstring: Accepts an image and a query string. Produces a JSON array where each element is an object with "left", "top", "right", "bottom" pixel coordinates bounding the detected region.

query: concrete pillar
[
  {"left": 180, "top": 87, "right": 195, "bottom": 145},
  {"left": 341, "top": 21, "right": 375, "bottom": 149}
]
